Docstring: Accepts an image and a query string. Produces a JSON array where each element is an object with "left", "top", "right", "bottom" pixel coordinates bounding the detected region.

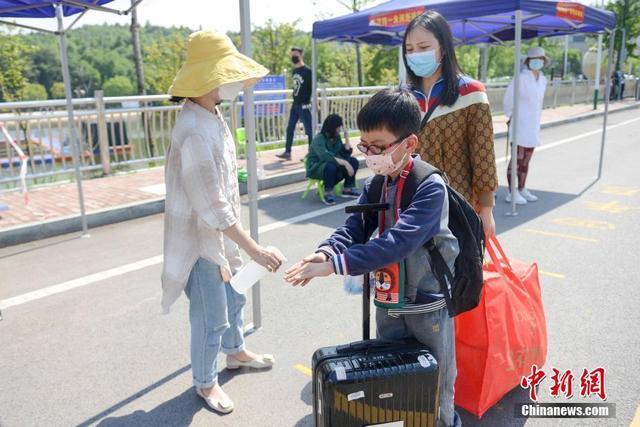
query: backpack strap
[
  {"left": 420, "top": 99, "right": 441, "bottom": 130},
  {"left": 403, "top": 160, "right": 457, "bottom": 317},
  {"left": 399, "top": 159, "right": 439, "bottom": 211},
  {"left": 367, "top": 158, "right": 440, "bottom": 210},
  {"left": 369, "top": 159, "right": 457, "bottom": 316},
  {"left": 367, "top": 175, "right": 386, "bottom": 205}
]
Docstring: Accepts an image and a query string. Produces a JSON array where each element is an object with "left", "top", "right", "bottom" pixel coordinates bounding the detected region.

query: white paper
[
  {"left": 229, "top": 246, "right": 287, "bottom": 294},
  {"left": 348, "top": 391, "right": 365, "bottom": 401}
]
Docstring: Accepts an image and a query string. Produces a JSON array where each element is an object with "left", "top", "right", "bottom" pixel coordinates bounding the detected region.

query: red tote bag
[{"left": 454, "top": 236, "right": 548, "bottom": 418}]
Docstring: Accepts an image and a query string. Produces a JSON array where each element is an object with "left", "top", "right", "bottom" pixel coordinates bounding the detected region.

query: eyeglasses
[{"left": 357, "top": 135, "right": 408, "bottom": 155}]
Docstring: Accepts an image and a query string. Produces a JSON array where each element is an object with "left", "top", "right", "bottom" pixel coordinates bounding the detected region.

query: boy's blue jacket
[{"left": 317, "top": 158, "right": 460, "bottom": 313}]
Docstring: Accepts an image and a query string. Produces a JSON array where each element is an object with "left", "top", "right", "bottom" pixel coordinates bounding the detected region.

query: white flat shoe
[
  {"left": 196, "top": 387, "right": 234, "bottom": 414},
  {"left": 505, "top": 190, "right": 527, "bottom": 205},
  {"left": 520, "top": 188, "right": 538, "bottom": 202},
  {"left": 226, "top": 353, "right": 275, "bottom": 370}
]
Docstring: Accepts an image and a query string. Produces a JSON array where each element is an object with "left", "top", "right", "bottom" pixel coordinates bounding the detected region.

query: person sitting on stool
[{"left": 305, "top": 114, "right": 360, "bottom": 205}]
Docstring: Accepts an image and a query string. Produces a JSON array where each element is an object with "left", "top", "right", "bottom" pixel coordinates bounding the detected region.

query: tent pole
[
  {"left": 55, "top": 3, "right": 88, "bottom": 235},
  {"left": 563, "top": 34, "right": 569, "bottom": 78},
  {"left": 508, "top": 9, "right": 522, "bottom": 216},
  {"left": 597, "top": 28, "right": 615, "bottom": 181},
  {"left": 398, "top": 45, "right": 406, "bottom": 85},
  {"left": 594, "top": 33, "right": 603, "bottom": 109},
  {"left": 311, "top": 38, "right": 318, "bottom": 137},
  {"left": 239, "top": 0, "right": 262, "bottom": 331}
]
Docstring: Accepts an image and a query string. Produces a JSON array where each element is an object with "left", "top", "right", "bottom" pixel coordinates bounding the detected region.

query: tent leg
[
  {"left": 398, "top": 45, "right": 406, "bottom": 85},
  {"left": 593, "top": 34, "right": 603, "bottom": 110},
  {"left": 507, "top": 9, "right": 522, "bottom": 217},
  {"left": 597, "top": 29, "right": 615, "bottom": 181},
  {"left": 311, "top": 39, "right": 318, "bottom": 137},
  {"left": 240, "top": 0, "right": 262, "bottom": 330},
  {"left": 56, "top": 3, "right": 88, "bottom": 236}
]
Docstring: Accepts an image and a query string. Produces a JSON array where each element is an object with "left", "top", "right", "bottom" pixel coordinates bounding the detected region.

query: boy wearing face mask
[
  {"left": 285, "top": 87, "right": 461, "bottom": 427},
  {"left": 276, "top": 47, "right": 313, "bottom": 161},
  {"left": 503, "top": 46, "right": 549, "bottom": 205}
]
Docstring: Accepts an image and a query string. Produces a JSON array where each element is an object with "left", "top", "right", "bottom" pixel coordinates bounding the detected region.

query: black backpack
[{"left": 368, "top": 159, "right": 485, "bottom": 317}]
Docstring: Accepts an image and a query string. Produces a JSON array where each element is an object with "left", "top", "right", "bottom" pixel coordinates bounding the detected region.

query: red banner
[
  {"left": 556, "top": 2, "right": 585, "bottom": 23},
  {"left": 369, "top": 6, "right": 426, "bottom": 28}
]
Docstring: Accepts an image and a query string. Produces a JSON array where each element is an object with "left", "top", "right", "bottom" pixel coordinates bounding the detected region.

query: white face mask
[
  {"left": 365, "top": 140, "right": 408, "bottom": 176},
  {"left": 218, "top": 82, "right": 244, "bottom": 100}
]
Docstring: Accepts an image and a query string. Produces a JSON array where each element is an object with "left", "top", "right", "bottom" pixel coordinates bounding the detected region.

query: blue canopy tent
[
  {"left": 311, "top": 0, "right": 617, "bottom": 214},
  {"left": 0, "top": 0, "right": 143, "bottom": 234}
]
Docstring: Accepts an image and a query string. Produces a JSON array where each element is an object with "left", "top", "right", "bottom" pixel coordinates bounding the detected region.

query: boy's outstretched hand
[{"left": 284, "top": 253, "right": 334, "bottom": 287}]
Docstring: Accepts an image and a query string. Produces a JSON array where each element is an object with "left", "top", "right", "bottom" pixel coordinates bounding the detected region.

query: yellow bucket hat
[{"left": 168, "top": 30, "right": 269, "bottom": 98}]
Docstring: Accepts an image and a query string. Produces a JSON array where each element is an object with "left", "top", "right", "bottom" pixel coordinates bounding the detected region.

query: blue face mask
[
  {"left": 406, "top": 49, "right": 440, "bottom": 78},
  {"left": 529, "top": 59, "right": 544, "bottom": 71}
]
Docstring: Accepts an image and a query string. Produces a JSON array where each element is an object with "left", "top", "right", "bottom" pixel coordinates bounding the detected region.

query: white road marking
[
  {"left": 0, "top": 256, "right": 163, "bottom": 310},
  {"left": 3, "top": 115, "right": 639, "bottom": 311},
  {"left": 0, "top": 201, "right": 355, "bottom": 310}
]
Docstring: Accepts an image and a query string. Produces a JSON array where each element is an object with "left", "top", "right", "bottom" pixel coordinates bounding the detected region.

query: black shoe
[
  {"left": 341, "top": 188, "right": 361, "bottom": 198},
  {"left": 276, "top": 152, "right": 291, "bottom": 160}
]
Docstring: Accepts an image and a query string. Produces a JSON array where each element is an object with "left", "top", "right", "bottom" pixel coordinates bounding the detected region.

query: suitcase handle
[
  {"left": 345, "top": 203, "right": 389, "bottom": 340},
  {"left": 345, "top": 203, "right": 389, "bottom": 214},
  {"left": 336, "top": 339, "right": 407, "bottom": 354}
]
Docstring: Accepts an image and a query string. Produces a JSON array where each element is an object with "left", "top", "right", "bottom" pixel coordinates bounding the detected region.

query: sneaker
[
  {"left": 322, "top": 193, "right": 336, "bottom": 205},
  {"left": 520, "top": 188, "right": 538, "bottom": 202},
  {"left": 275, "top": 151, "right": 291, "bottom": 160},
  {"left": 505, "top": 190, "right": 528, "bottom": 205},
  {"left": 341, "top": 188, "right": 361, "bottom": 198}
]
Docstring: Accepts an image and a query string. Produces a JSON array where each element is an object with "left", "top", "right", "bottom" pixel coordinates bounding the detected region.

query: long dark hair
[
  {"left": 402, "top": 10, "right": 462, "bottom": 107},
  {"left": 320, "top": 114, "right": 343, "bottom": 140}
]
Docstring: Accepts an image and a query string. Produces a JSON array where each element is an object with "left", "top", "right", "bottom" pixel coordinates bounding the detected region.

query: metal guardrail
[{"left": 0, "top": 79, "right": 637, "bottom": 188}]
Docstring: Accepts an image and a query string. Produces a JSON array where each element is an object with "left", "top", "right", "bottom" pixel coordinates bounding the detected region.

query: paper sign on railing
[{"left": 0, "top": 123, "right": 29, "bottom": 204}]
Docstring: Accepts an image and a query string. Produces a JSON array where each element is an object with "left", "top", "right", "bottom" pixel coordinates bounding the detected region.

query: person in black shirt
[{"left": 276, "top": 47, "right": 313, "bottom": 160}]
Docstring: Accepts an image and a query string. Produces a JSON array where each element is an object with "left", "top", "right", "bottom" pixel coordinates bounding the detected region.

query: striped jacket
[{"left": 415, "top": 75, "right": 498, "bottom": 209}]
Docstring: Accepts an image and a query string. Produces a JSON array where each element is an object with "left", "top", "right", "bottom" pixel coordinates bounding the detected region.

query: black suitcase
[{"left": 312, "top": 203, "right": 441, "bottom": 427}]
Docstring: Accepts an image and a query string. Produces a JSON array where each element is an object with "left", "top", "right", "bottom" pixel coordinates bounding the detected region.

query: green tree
[
  {"left": 0, "top": 32, "right": 32, "bottom": 102},
  {"left": 51, "top": 82, "right": 66, "bottom": 99},
  {"left": 250, "top": 20, "right": 300, "bottom": 75},
  {"left": 606, "top": 0, "right": 640, "bottom": 70},
  {"left": 103, "top": 75, "right": 135, "bottom": 96},
  {"left": 456, "top": 45, "right": 480, "bottom": 79},
  {"left": 334, "top": 0, "right": 381, "bottom": 86},
  {"left": 316, "top": 41, "right": 359, "bottom": 87},
  {"left": 25, "top": 42, "right": 61, "bottom": 96},
  {"left": 144, "top": 30, "right": 188, "bottom": 94},
  {"left": 21, "top": 83, "right": 48, "bottom": 100},
  {"left": 70, "top": 58, "right": 101, "bottom": 95},
  {"left": 362, "top": 45, "right": 398, "bottom": 85}
]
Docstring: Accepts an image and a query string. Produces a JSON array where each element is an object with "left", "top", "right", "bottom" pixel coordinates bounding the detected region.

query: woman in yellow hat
[{"left": 161, "top": 30, "right": 283, "bottom": 414}]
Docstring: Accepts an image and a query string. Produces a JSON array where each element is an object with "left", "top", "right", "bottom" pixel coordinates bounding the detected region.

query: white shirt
[
  {"left": 161, "top": 100, "right": 243, "bottom": 313},
  {"left": 503, "top": 69, "right": 547, "bottom": 148}
]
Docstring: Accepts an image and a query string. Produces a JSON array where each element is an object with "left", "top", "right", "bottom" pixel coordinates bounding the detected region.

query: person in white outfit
[{"left": 503, "top": 46, "right": 549, "bottom": 204}]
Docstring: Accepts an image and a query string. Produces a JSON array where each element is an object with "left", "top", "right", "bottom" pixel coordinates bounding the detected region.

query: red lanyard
[{"left": 380, "top": 158, "right": 414, "bottom": 233}]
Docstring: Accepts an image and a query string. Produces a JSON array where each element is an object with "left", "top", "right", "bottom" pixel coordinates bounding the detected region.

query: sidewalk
[{"left": 1, "top": 99, "right": 638, "bottom": 245}]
